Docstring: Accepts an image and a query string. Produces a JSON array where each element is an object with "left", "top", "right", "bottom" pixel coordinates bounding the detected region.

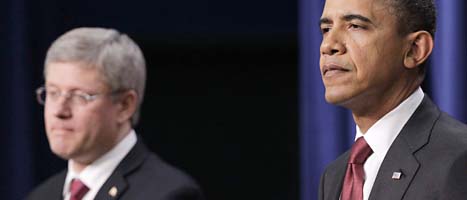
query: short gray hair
[{"left": 44, "top": 27, "right": 146, "bottom": 125}]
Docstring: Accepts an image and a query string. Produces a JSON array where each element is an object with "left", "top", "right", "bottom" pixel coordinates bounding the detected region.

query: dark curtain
[
  {"left": 2, "top": 0, "right": 70, "bottom": 198},
  {"left": 1, "top": 0, "right": 42, "bottom": 198},
  {"left": 299, "top": 1, "right": 467, "bottom": 200}
]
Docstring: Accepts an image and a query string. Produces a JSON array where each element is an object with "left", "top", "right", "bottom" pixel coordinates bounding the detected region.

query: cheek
[
  {"left": 349, "top": 46, "right": 370, "bottom": 76},
  {"left": 44, "top": 107, "right": 54, "bottom": 130},
  {"left": 77, "top": 105, "right": 116, "bottom": 130},
  {"left": 72, "top": 108, "right": 100, "bottom": 131},
  {"left": 348, "top": 38, "right": 380, "bottom": 77}
]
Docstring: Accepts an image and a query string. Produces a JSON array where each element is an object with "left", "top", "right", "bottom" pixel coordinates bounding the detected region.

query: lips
[
  {"left": 322, "top": 63, "right": 350, "bottom": 77},
  {"left": 50, "top": 125, "right": 74, "bottom": 134}
]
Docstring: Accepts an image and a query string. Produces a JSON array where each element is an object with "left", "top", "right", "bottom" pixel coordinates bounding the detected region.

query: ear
[
  {"left": 115, "top": 90, "right": 138, "bottom": 124},
  {"left": 403, "top": 31, "right": 434, "bottom": 69}
]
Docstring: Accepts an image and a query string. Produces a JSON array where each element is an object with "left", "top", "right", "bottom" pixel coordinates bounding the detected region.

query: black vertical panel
[{"left": 137, "top": 35, "right": 298, "bottom": 200}]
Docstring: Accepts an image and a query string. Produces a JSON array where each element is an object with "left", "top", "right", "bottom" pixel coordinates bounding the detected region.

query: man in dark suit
[
  {"left": 318, "top": 0, "right": 467, "bottom": 199},
  {"left": 27, "top": 27, "right": 203, "bottom": 200}
]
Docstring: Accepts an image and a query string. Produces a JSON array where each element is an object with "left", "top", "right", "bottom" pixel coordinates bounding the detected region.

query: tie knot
[
  {"left": 70, "top": 178, "right": 89, "bottom": 200},
  {"left": 348, "top": 137, "right": 373, "bottom": 164}
]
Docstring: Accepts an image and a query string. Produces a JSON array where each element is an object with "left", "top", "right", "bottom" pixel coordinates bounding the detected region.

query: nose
[
  {"left": 50, "top": 96, "right": 72, "bottom": 119},
  {"left": 320, "top": 29, "right": 346, "bottom": 56}
]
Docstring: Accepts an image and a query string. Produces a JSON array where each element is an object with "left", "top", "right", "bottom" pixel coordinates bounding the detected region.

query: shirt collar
[
  {"left": 355, "top": 87, "right": 424, "bottom": 160},
  {"left": 63, "top": 129, "right": 137, "bottom": 198}
]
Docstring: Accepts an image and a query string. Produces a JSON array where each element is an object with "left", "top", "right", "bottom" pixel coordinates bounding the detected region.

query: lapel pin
[
  {"left": 392, "top": 171, "right": 403, "bottom": 180},
  {"left": 108, "top": 186, "right": 118, "bottom": 197}
]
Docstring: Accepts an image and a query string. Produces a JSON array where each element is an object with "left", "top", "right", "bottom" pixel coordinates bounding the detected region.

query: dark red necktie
[
  {"left": 341, "top": 137, "right": 373, "bottom": 200},
  {"left": 70, "top": 178, "right": 89, "bottom": 200}
]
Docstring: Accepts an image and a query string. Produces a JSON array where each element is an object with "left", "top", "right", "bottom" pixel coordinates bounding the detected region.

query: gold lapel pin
[
  {"left": 108, "top": 186, "right": 118, "bottom": 197},
  {"left": 392, "top": 171, "right": 402, "bottom": 180}
]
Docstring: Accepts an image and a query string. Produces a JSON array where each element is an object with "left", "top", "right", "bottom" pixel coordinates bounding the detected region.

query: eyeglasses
[{"left": 35, "top": 86, "right": 108, "bottom": 106}]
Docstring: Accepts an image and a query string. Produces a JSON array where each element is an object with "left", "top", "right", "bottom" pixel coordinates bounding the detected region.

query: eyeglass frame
[{"left": 35, "top": 86, "right": 127, "bottom": 106}]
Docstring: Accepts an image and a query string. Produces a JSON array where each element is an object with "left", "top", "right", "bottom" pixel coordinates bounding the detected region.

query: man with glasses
[{"left": 27, "top": 27, "right": 203, "bottom": 200}]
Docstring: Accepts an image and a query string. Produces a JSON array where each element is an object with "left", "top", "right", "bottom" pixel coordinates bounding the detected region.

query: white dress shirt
[
  {"left": 355, "top": 87, "right": 424, "bottom": 200},
  {"left": 62, "top": 129, "right": 137, "bottom": 200}
]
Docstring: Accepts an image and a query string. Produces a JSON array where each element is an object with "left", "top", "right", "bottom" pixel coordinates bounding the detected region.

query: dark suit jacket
[
  {"left": 27, "top": 139, "right": 204, "bottom": 200},
  {"left": 319, "top": 96, "right": 467, "bottom": 200}
]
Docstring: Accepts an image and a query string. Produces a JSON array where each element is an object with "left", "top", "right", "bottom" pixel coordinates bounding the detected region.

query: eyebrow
[
  {"left": 342, "top": 14, "right": 373, "bottom": 24},
  {"left": 319, "top": 14, "right": 375, "bottom": 26},
  {"left": 319, "top": 18, "right": 332, "bottom": 26}
]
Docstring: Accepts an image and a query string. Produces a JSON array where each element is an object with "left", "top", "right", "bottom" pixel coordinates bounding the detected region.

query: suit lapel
[
  {"left": 94, "top": 171, "right": 128, "bottom": 200},
  {"left": 324, "top": 151, "right": 349, "bottom": 200},
  {"left": 52, "top": 170, "right": 67, "bottom": 200},
  {"left": 368, "top": 96, "right": 440, "bottom": 200},
  {"left": 367, "top": 136, "right": 420, "bottom": 200},
  {"left": 94, "top": 138, "right": 149, "bottom": 200}
]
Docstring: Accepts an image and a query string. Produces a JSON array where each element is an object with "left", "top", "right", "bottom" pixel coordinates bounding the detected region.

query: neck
[
  {"left": 70, "top": 122, "right": 132, "bottom": 173},
  {"left": 70, "top": 161, "right": 87, "bottom": 173},
  {"left": 352, "top": 85, "right": 420, "bottom": 134}
]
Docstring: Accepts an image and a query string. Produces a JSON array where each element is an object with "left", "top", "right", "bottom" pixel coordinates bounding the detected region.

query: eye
[
  {"left": 349, "top": 24, "right": 366, "bottom": 30},
  {"left": 320, "top": 27, "right": 331, "bottom": 34},
  {"left": 47, "top": 89, "right": 60, "bottom": 98},
  {"left": 72, "top": 91, "right": 92, "bottom": 103}
]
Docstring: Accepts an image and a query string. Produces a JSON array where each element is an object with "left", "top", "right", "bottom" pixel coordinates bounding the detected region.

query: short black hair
[
  {"left": 387, "top": 0, "right": 436, "bottom": 79},
  {"left": 388, "top": 0, "right": 437, "bottom": 37}
]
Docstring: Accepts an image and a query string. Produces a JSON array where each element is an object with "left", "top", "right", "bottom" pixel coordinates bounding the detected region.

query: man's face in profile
[
  {"left": 319, "top": 0, "right": 409, "bottom": 111},
  {"left": 44, "top": 62, "right": 121, "bottom": 164}
]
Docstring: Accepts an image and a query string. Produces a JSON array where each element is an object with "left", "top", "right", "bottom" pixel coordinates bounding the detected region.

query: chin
[
  {"left": 325, "top": 90, "right": 346, "bottom": 104},
  {"left": 51, "top": 150, "right": 73, "bottom": 160},
  {"left": 50, "top": 143, "right": 74, "bottom": 160}
]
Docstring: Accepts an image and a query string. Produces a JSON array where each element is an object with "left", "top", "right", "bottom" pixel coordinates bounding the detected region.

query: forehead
[
  {"left": 321, "top": 0, "right": 392, "bottom": 23},
  {"left": 45, "top": 62, "right": 108, "bottom": 91}
]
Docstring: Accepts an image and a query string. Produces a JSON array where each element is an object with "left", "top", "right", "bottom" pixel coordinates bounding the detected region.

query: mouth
[
  {"left": 322, "top": 63, "right": 350, "bottom": 77},
  {"left": 50, "top": 126, "right": 74, "bottom": 135}
]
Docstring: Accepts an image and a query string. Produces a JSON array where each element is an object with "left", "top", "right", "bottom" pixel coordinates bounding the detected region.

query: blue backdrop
[{"left": 300, "top": 1, "right": 467, "bottom": 200}]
